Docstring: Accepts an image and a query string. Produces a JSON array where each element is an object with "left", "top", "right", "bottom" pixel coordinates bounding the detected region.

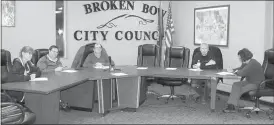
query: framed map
[
  {"left": 194, "top": 5, "right": 230, "bottom": 47},
  {"left": 2, "top": 1, "right": 15, "bottom": 27}
]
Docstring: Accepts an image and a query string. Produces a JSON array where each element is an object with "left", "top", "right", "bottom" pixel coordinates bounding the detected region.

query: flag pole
[{"left": 158, "top": 1, "right": 164, "bottom": 67}]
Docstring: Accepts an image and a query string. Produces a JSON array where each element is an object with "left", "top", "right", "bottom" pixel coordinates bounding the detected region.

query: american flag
[{"left": 165, "top": 1, "right": 174, "bottom": 48}]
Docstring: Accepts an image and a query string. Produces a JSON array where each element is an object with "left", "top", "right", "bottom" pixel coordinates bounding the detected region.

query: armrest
[
  {"left": 1, "top": 92, "right": 14, "bottom": 102},
  {"left": 259, "top": 79, "right": 274, "bottom": 89},
  {"left": 1, "top": 102, "right": 25, "bottom": 124}
]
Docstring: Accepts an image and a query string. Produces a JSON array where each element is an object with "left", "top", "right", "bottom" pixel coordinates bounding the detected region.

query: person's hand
[
  {"left": 94, "top": 63, "right": 103, "bottom": 68},
  {"left": 206, "top": 60, "right": 216, "bottom": 66},
  {"left": 62, "top": 66, "right": 69, "bottom": 70},
  {"left": 226, "top": 68, "right": 233, "bottom": 73},
  {"left": 55, "top": 67, "right": 63, "bottom": 71},
  {"left": 24, "top": 70, "right": 30, "bottom": 76},
  {"left": 193, "top": 64, "right": 199, "bottom": 69}
]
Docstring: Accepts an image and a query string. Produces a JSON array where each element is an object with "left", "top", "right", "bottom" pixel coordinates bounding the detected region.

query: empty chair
[
  {"left": 1, "top": 92, "right": 36, "bottom": 124},
  {"left": 137, "top": 44, "right": 160, "bottom": 67},
  {"left": 157, "top": 46, "right": 190, "bottom": 103}
]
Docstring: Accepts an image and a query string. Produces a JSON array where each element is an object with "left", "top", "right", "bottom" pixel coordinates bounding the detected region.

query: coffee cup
[{"left": 30, "top": 74, "right": 36, "bottom": 80}]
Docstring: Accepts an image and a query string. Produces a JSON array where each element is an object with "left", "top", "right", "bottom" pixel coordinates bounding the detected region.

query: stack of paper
[
  {"left": 216, "top": 72, "right": 235, "bottom": 75},
  {"left": 165, "top": 68, "right": 177, "bottom": 70},
  {"left": 61, "top": 70, "right": 77, "bottom": 73},
  {"left": 137, "top": 67, "right": 148, "bottom": 70},
  {"left": 30, "top": 77, "right": 48, "bottom": 81},
  {"left": 111, "top": 73, "right": 128, "bottom": 76},
  {"left": 188, "top": 68, "right": 203, "bottom": 71}
]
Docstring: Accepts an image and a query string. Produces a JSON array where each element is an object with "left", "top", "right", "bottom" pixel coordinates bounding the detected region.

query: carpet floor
[{"left": 59, "top": 94, "right": 274, "bottom": 124}]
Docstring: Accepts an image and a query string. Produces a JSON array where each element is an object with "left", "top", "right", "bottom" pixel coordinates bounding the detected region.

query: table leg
[
  {"left": 96, "top": 79, "right": 112, "bottom": 116},
  {"left": 25, "top": 91, "right": 60, "bottom": 124},
  {"left": 210, "top": 78, "right": 217, "bottom": 112},
  {"left": 116, "top": 76, "right": 141, "bottom": 109}
]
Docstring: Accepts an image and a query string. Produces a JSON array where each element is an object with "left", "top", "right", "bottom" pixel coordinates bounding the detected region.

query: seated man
[
  {"left": 37, "top": 45, "right": 70, "bottom": 111},
  {"left": 83, "top": 43, "right": 114, "bottom": 68},
  {"left": 37, "top": 45, "right": 64, "bottom": 72},
  {"left": 191, "top": 43, "right": 218, "bottom": 102}
]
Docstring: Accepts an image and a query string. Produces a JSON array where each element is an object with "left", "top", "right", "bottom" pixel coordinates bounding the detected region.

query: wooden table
[{"left": 1, "top": 66, "right": 239, "bottom": 123}]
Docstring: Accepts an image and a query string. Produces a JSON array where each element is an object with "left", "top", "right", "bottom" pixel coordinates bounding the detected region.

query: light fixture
[
  {"left": 55, "top": 11, "right": 61, "bottom": 14},
  {"left": 58, "top": 29, "right": 63, "bottom": 35}
]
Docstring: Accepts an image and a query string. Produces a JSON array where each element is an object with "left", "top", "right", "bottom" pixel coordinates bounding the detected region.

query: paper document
[
  {"left": 61, "top": 70, "right": 77, "bottom": 73},
  {"left": 188, "top": 68, "right": 203, "bottom": 71},
  {"left": 30, "top": 77, "right": 48, "bottom": 81},
  {"left": 94, "top": 66, "right": 109, "bottom": 69},
  {"left": 111, "top": 73, "right": 128, "bottom": 76},
  {"left": 137, "top": 67, "right": 148, "bottom": 70},
  {"left": 216, "top": 72, "right": 235, "bottom": 75},
  {"left": 165, "top": 68, "right": 177, "bottom": 70}
]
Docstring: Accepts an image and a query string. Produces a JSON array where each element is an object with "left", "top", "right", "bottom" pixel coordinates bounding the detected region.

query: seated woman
[
  {"left": 223, "top": 48, "right": 265, "bottom": 113},
  {"left": 5, "top": 46, "right": 41, "bottom": 103},
  {"left": 82, "top": 43, "right": 114, "bottom": 68}
]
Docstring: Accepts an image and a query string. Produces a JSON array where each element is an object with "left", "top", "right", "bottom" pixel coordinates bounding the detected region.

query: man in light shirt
[
  {"left": 37, "top": 45, "right": 64, "bottom": 72},
  {"left": 37, "top": 45, "right": 70, "bottom": 111}
]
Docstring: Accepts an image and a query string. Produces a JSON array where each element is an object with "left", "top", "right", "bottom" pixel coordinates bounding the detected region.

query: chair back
[
  {"left": 137, "top": 44, "right": 160, "bottom": 67},
  {"left": 192, "top": 45, "right": 223, "bottom": 69},
  {"left": 262, "top": 48, "right": 274, "bottom": 89},
  {"left": 184, "top": 48, "right": 190, "bottom": 68},
  {"left": 31, "top": 49, "right": 49, "bottom": 66},
  {"left": 79, "top": 43, "right": 107, "bottom": 67},
  {"left": 165, "top": 47, "right": 189, "bottom": 68},
  {"left": 1, "top": 49, "right": 12, "bottom": 72}
]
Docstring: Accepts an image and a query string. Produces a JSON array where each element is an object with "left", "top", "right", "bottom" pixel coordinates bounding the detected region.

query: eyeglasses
[{"left": 51, "top": 50, "right": 59, "bottom": 53}]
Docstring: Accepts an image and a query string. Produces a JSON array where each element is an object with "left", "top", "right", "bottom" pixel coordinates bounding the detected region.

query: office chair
[
  {"left": 137, "top": 44, "right": 160, "bottom": 97},
  {"left": 137, "top": 44, "right": 160, "bottom": 67},
  {"left": 1, "top": 49, "right": 12, "bottom": 72},
  {"left": 239, "top": 48, "right": 274, "bottom": 119},
  {"left": 1, "top": 92, "right": 36, "bottom": 124},
  {"left": 157, "top": 46, "right": 190, "bottom": 103},
  {"left": 31, "top": 49, "right": 49, "bottom": 66},
  {"left": 192, "top": 46, "right": 223, "bottom": 100}
]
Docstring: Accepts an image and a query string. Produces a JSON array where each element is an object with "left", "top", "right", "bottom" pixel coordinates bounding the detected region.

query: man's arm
[
  {"left": 201, "top": 53, "right": 217, "bottom": 69},
  {"left": 57, "top": 59, "right": 63, "bottom": 67},
  {"left": 191, "top": 53, "right": 199, "bottom": 68}
]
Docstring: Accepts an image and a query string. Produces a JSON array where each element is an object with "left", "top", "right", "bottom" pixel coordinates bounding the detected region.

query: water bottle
[{"left": 197, "top": 60, "right": 201, "bottom": 69}]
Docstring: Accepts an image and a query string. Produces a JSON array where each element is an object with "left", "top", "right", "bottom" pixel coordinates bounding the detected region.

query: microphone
[{"left": 108, "top": 56, "right": 113, "bottom": 71}]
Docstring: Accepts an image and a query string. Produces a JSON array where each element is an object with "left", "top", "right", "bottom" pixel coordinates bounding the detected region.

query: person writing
[{"left": 223, "top": 48, "right": 265, "bottom": 113}]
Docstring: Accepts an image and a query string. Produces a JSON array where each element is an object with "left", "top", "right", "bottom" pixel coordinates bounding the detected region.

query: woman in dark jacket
[
  {"left": 5, "top": 46, "right": 41, "bottom": 102},
  {"left": 223, "top": 48, "right": 265, "bottom": 113}
]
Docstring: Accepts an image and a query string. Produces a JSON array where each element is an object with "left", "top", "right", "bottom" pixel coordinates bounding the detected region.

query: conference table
[{"left": 1, "top": 65, "right": 239, "bottom": 124}]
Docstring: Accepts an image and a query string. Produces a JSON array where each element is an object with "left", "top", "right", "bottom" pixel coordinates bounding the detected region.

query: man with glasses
[
  {"left": 37, "top": 45, "right": 64, "bottom": 72},
  {"left": 37, "top": 45, "right": 70, "bottom": 111},
  {"left": 83, "top": 43, "right": 114, "bottom": 68}
]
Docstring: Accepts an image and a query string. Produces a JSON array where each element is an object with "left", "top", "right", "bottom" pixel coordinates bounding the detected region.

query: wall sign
[{"left": 73, "top": 1, "right": 167, "bottom": 42}]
